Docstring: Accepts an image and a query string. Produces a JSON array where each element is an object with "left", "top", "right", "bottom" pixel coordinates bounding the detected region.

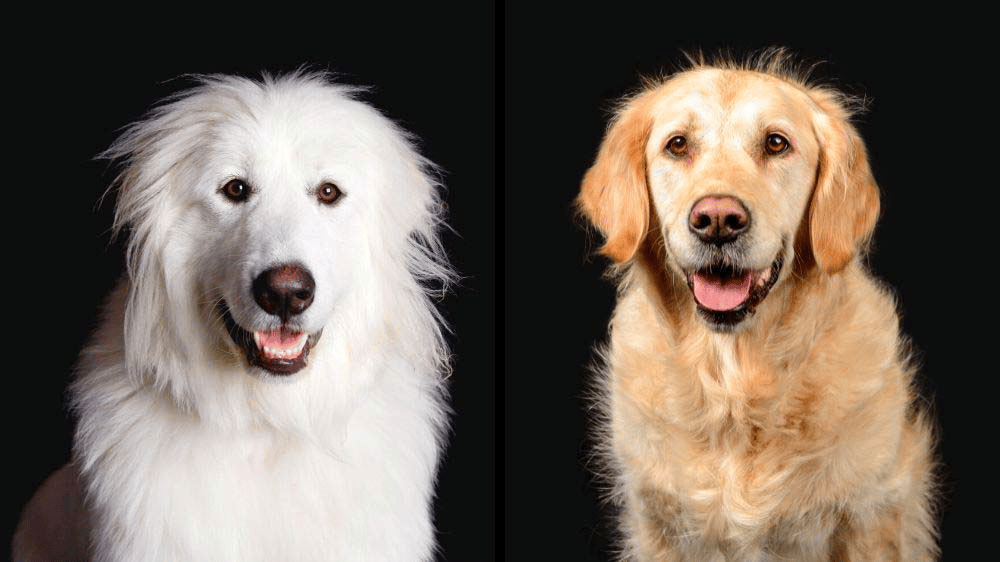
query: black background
[
  {"left": 3, "top": 5, "right": 995, "bottom": 562},
  {"left": 506, "top": 7, "right": 990, "bottom": 562},
  {"left": 4, "top": 5, "right": 495, "bottom": 562}
]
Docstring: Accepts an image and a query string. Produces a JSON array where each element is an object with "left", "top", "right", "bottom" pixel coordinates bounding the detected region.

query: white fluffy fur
[{"left": 14, "top": 72, "right": 453, "bottom": 562}]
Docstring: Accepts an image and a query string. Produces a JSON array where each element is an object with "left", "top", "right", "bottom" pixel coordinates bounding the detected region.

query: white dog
[{"left": 13, "top": 72, "right": 453, "bottom": 562}]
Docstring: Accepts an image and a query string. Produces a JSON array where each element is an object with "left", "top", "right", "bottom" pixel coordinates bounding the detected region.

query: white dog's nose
[{"left": 252, "top": 264, "right": 316, "bottom": 322}]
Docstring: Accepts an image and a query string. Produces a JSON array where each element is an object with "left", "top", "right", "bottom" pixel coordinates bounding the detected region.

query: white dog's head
[
  {"left": 579, "top": 53, "right": 879, "bottom": 331},
  {"left": 103, "top": 72, "right": 451, "bottom": 401}
]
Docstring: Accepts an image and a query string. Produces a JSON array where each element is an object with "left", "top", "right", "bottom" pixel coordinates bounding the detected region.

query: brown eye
[
  {"left": 765, "top": 133, "right": 790, "bottom": 156},
  {"left": 666, "top": 135, "right": 688, "bottom": 157},
  {"left": 221, "top": 179, "right": 250, "bottom": 202},
  {"left": 316, "top": 182, "right": 343, "bottom": 205}
]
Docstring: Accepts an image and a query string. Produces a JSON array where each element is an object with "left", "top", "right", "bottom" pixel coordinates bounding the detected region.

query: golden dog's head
[{"left": 579, "top": 54, "right": 879, "bottom": 330}]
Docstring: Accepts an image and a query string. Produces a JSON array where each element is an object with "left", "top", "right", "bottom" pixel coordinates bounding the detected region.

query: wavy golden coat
[{"left": 578, "top": 54, "right": 937, "bottom": 561}]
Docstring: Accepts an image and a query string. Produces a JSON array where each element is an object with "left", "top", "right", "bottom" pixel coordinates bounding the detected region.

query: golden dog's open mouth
[
  {"left": 686, "top": 255, "right": 782, "bottom": 328},
  {"left": 218, "top": 300, "right": 322, "bottom": 375},
  {"left": 691, "top": 266, "right": 771, "bottom": 311}
]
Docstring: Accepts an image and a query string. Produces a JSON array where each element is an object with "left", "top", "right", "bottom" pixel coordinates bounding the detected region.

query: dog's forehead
[
  {"left": 646, "top": 68, "right": 818, "bottom": 141},
  {"left": 209, "top": 103, "right": 375, "bottom": 182}
]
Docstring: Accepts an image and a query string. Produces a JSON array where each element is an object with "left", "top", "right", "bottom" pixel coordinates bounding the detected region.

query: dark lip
[
  {"left": 685, "top": 252, "right": 784, "bottom": 330},
  {"left": 217, "top": 300, "right": 321, "bottom": 376}
]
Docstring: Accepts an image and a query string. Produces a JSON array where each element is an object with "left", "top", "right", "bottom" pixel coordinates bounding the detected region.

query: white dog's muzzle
[{"left": 219, "top": 263, "right": 325, "bottom": 376}]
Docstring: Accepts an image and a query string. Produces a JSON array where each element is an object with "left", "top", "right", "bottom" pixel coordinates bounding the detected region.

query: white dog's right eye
[
  {"left": 221, "top": 179, "right": 251, "bottom": 203},
  {"left": 316, "top": 182, "right": 343, "bottom": 206}
]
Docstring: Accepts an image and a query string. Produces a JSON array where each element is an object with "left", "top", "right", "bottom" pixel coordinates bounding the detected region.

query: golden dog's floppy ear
[
  {"left": 808, "top": 91, "right": 880, "bottom": 273},
  {"left": 577, "top": 95, "right": 653, "bottom": 264}
]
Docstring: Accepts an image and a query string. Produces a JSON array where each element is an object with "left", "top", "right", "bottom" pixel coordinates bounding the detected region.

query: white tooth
[{"left": 255, "top": 334, "right": 309, "bottom": 359}]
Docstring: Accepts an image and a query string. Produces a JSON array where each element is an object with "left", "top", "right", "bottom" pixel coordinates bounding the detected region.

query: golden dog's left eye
[
  {"left": 765, "top": 133, "right": 790, "bottom": 155},
  {"left": 665, "top": 135, "right": 688, "bottom": 157},
  {"left": 317, "top": 182, "right": 343, "bottom": 205}
]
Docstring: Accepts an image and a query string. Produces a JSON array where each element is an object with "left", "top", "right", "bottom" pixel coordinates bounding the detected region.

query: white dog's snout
[{"left": 251, "top": 263, "right": 316, "bottom": 322}]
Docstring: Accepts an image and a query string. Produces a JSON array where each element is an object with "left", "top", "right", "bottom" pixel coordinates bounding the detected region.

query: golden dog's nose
[{"left": 689, "top": 195, "right": 750, "bottom": 245}]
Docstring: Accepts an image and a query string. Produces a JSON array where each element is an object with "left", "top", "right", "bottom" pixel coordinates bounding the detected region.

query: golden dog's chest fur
[{"left": 580, "top": 53, "right": 937, "bottom": 561}]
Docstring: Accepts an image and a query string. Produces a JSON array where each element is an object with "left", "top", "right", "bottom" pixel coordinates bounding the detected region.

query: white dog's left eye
[{"left": 316, "top": 182, "right": 344, "bottom": 206}]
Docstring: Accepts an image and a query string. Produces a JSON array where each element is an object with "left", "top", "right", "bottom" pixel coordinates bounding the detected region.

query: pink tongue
[
  {"left": 692, "top": 271, "right": 752, "bottom": 311},
  {"left": 257, "top": 330, "right": 307, "bottom": 353}
]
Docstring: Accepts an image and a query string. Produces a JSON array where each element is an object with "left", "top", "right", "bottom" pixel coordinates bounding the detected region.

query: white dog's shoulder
[{"left": 12, "top": 464, "right": 89, "bottom": 562}]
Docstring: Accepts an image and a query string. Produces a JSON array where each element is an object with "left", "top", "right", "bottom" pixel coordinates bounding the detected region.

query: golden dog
[{"left": 578, "top": 53, "right": 938, "bottom": 561}]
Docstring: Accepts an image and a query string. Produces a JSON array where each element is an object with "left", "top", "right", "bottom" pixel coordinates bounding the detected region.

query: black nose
[
  {"left": 252, "top": 264, "right": 315, "bottom": 322},
  {"left": 689, "top": 195, "right": 750, "bottom": 245}
]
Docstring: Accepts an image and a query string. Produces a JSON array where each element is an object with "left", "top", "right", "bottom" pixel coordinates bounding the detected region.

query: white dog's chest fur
[
  {"left": 97, "top": 430, "right": 419, "bottom": 560},
  {"left": 69, "top": 284, "right": 444, "bottom": 562},
  {"left": 80, "top": 367, "right": 439, "bottom": 562}
]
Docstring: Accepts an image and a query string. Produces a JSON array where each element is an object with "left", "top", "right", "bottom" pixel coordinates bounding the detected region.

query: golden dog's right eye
[
  {"left": 221, "top": 179, "right": 250, "bottom": 202},
  {"left": 764, "top": 133, "right": 790, "bottom": 156},
  {"left": 666, "top": 135, "right": 688, "bottom": 157}
]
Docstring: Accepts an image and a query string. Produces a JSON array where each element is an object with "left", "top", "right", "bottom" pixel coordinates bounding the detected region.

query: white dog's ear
[
  {"left": 808, "top": 91, "right": 880, "bottom": 273},
  {"left": 577, "top": 94, "right": 653, "bottom": 264},
  {"left": 101, "top": 106, "right": 204, "bottom": 386}
]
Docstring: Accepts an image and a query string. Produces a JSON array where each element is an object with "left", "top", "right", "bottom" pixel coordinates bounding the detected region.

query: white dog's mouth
[
  {"left": 218, "top": 301, "right": 322, "bottom": 376},
  {"left": 685, "top": 253, "right": 783, "bottom": 329}
]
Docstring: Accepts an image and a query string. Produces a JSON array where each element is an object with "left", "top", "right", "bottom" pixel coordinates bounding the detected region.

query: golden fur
[{"left": 578, "top": 52, "right": 938, "bottom": 561}]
